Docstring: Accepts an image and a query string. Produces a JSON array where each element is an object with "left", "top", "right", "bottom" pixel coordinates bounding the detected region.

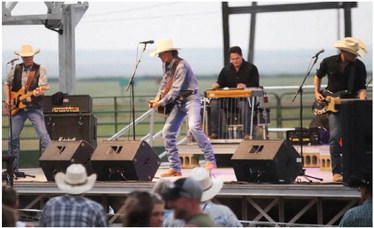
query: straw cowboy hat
[
  {"left": 150, "top": 38, "right": 181, "bottom": 57},
  {"left": 14, "top": 44, "right": 40, "bottom": 57},
  {"left": 55, "top": 164, "right": 97, "bottom": 195},
  {"left": 189, "top": 167, "right": 223, "bottom": 202},
  {"left": 349, "top": 37, "right": 367, "bottom": 58},
  {"left": 334, "top": 37, "right": 360, "bottom": 57}
]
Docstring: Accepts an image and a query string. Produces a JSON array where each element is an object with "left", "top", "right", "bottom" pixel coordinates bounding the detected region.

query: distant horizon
[{"left": 3, "top": 47, "right": 372, "bottom": 79}]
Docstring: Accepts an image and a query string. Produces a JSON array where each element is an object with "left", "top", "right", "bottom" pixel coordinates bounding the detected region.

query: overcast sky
[
  {"left": 2, "top": 1, "right": 372, "bottom": 51},
  {"left": 2, "top": 1, "right": 373, "bottom": 78}
]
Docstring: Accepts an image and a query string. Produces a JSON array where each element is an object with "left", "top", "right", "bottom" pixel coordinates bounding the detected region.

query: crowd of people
[{"left": 3, "top": 164, "right": 372, "bottom": 227}]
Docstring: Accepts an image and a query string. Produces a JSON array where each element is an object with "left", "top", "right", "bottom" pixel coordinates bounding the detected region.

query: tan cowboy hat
[
  {"left": 189, "top": 167, "right": 223, "bottom": 202},
  {"left": 334, "top": 37, "right": 360, "bottom": 57},
  {"left": 55, "top": 164, "right": 96, "bottom": 195},
  {"left": 150, "top": 38, "right": 181, "bottom": 57},
  {"left": 14, "top": 44, "right": 40, "bottom": 57},
  {"left": 349, "top": 37, "right": 367, "bottom": 58}
]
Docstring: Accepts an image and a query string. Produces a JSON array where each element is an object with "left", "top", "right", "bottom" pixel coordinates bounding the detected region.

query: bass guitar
[
  {"left": 312, "top": 90, "right": 354, "bottom": 115},
  {"left": 6, "top": 86, "right": 49, "bottom": 116}
]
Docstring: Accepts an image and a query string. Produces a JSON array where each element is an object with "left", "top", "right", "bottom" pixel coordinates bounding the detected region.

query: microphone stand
[
  {"left": 125, "top": 43, "right": 149, "bottom": 140},
  {"left": 292, "top": 55, "right": 323, "bottom": 182}
]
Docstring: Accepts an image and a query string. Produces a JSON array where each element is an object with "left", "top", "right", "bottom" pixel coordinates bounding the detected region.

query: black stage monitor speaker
[
  {"left": 90, "top": 140, "right": 161, "bottom": 181},
  {"left": 39, "top": 140, "right": 95, "bottom": 181},
  {"left": 341, "top": 100, "right": 372, "bottom": 186},
  {"left": 231, "top": 140, "right": 303, "bottom": 183}
]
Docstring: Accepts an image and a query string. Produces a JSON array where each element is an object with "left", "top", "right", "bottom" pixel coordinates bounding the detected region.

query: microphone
[
  {"left": 7, "top": 57, "right": 19, "bottom": 64},
  {"left": 139, "top": 40, "right": 154, "bottom": 44},
  {"left": 312, "top": 49, "right": 325, "bottom": 59}
]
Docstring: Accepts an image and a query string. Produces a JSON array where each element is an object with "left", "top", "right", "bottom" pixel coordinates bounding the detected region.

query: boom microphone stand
[
  {"left": 291, "top": 50, "right": 324, "bottom": 182},
  {"left": 125, "top": 42, "right": 150, "bottom": 140}
]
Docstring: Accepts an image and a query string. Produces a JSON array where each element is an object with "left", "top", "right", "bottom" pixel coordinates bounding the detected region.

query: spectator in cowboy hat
[
  {"left": 162, "top": 177, "right": 217, "bottom": 226},
  {"left": 164, "top": 167, "right": 242, "bottom": 227},
  {"left": 39, "top": 164, "right": 108, "bottom": 227},
  {"left": 314, "top": 37, "right": 367, "bottom": 182},
  {"left": 339, "top": 169, "right": 372, "bottom": 227}
]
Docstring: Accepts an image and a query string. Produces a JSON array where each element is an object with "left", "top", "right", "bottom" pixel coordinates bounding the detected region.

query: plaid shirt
[
  {"left": 39, "top": 194, "right": 108, "bottom": 227},
  {"left": 339, "top": 199, "right": 372, "bottom": 227}
]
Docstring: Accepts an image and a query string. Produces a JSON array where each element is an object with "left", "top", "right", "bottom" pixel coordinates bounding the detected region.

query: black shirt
[
  {"left": 316, "top": 55, "right": 367, "bottom": 97},
  {"left": 216, "top": 60, "right": 259, "bottom": 88}
]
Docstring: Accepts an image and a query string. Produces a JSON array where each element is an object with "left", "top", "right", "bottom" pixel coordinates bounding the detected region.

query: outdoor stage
[{"left": 11, "top": 162, "right": 360, "bottom": 226}]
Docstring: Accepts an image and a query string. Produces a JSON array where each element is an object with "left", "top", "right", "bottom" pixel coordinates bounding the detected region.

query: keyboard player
[{"left": 210, "top": 46, "right": 260, "bottom": 139}]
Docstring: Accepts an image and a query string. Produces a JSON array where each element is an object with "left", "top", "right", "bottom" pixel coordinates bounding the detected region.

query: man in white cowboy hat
[
  {"left": 4, "top": 44, "right": 51, "bottom": 174},
  {"left": 149, "top": 38, "right": 217, "bottom": 177},
  {"left": 164, "top": 167, "right": 242, "bottom": 227},
  {"left": 39, "top": 164, "right": 108, "bottom": 227},
  {"left": 314, "top": 37, "right": 367, "bottom": 182}
]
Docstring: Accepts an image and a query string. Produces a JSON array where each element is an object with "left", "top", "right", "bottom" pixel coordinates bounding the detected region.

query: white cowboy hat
[
  {"left": 55, "top": 164, "right": 97, "bottom": 195},
  {"left": 334, "top": 37, "right": 360, "bottom": 57},
  {"left": 150, "top": 38, "right": 181, "bottom": 57},
  {"left": 14, "top": 44, "right": 40, "bottom": 57},
  {"left": 348, "top": 37, "right": 367, "bottom": 58},
  {"left": 189, "top": 167, "right": 223, "bottom": 202}
]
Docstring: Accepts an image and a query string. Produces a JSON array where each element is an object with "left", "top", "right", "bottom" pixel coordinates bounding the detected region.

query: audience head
[
  {"left": 119, "top": 191, "right": 153, "bottom": 227},
  {"left": 162, "top": 178, "right": 202, "bottom": 221},
  {"left": 150, "top": 194, "right": 165, "bottom": 227},
  {"left": 54, "top": 164, "right": 96, "bottom": 195},
  {"left": 2, "top": 185, "right": 19, "bottom": 208},
  {"left": 350, "top": 169, "right": 372, "bottom": 200},
  {"left": 2, "top": 205, "right": 17, "bottom": 227},
  {"left": 189, "top": 167, "right": 223, "bottom": 202}
]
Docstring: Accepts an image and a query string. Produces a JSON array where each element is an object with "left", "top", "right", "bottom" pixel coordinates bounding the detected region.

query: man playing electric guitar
[
  {"left": 314, "top": 37, "right": 367, "bottom": 182},
  {"left": 149, "top": 38, "right": 216, "bottom": 177},
  {"left": 4, "top": 44, "right": 51, "bottom": 174}
]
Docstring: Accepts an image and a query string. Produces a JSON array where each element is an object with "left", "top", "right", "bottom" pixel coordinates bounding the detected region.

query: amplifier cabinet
[
  {"left": 42, "top": 95, "right": 93, "bottom": 114},
  {"left": 44, "top": 113, "right": 97, "bottom": 148}
]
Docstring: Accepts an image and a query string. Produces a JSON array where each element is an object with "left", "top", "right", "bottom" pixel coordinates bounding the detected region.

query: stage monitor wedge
[
  {"left": 90, "top": 140, "right": 161, "bottom": 181},
  {"left": 39, "top": 140, "right": 95, "bottom": 181},
  {"left": 231, "top": 140, "right": 303, "bottom": 183}
]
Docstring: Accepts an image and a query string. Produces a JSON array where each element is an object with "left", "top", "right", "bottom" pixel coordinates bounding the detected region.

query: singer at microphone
[
  {"left": 139, "top": 40, "right": 154, "bottom": 44},
  {"left": 312, "top": 49, "right": 324, "bottom": 59},
  {"left": 7, "top": 57, "right": 19, "bottom": 64}
]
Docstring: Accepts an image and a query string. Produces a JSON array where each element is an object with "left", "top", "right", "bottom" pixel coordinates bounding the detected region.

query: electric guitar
[
  {"left": 152, "top": 89, "right": 174, "bottom": 115},
  {"left": 312, "top": 90, "right": 357, "bottom": 115},
  {"left": 6, "top": 86, "right": 49, "bottom": 116}
]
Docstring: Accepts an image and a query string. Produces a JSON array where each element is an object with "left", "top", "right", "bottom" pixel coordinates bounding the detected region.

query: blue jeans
[
  {"left": 328, "top": 112, "right": 342, "bottom": 174},
  {"left": 163, "top": 94, "right": 216, "bottom": 172},
  {"left": 8, "top": 107, "right": 51, "bottom": 170}
]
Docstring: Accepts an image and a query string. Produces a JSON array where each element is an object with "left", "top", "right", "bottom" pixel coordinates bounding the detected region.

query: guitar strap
[
  {"left": 347, "top": 63, "right": 356, "bottom": 94},
  {"left": 160, "top": 57, "right": 183, "bottom": 99},
  {"left": 24, "top": 64, "right": 40, "bottom": 93}
]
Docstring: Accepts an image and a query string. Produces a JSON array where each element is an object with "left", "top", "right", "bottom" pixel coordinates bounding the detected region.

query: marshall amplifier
[
  {"left": 44, "top": 113, "right": 97, "bottom": 148},
  {"left": 42, "top": 94, "right": 93, "bottom": 114}
]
